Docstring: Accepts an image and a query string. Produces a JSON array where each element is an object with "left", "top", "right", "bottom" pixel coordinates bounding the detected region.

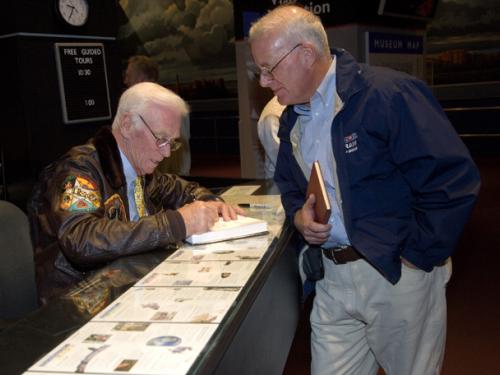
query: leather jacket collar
[{"left": 92, "top": 127, "right": 126, "bottom": 190}]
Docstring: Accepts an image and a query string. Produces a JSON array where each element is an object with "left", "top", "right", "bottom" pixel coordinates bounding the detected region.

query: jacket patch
[
  {"left": 344, "top": 133, "right": 358, "bottom": 154},
  {"left": 60, "top": 175, "right": 101, "bottom": 212},
  {"left": 104, "top": 194, "right": 126, "bottom": 221}
]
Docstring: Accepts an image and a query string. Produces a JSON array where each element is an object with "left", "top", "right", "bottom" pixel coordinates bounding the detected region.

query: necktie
[{"left": 134, "top": 176, "right": 147, "bottom": 218}]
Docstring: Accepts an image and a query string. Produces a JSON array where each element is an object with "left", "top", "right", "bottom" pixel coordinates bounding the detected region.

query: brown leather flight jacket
[{"left": 28, "top": 127, "right": 217, "bottom": 304}]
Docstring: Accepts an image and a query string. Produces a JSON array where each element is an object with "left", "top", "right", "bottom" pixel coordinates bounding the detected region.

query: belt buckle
[
  {"left": 332, "top": 250, "right": 346, "bottom": 265},
  {"left": 331, "top": 252, "right": 341, "bottom": 264},
  {"left": 325, "top": 247, "right": 344, "bottom": 264}
]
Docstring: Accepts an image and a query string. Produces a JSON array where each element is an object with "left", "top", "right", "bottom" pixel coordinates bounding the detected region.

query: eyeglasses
[
  {"left": 258, "top": 43, "right": 301, "bottom": 80},
  {"left": 138, "top": 114, "right": 181, "bottom": 152}
]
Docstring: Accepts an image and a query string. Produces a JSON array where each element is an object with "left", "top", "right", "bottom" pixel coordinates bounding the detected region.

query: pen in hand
[{"left": 238, "top": 203, "right": 273, "bottom": 209}]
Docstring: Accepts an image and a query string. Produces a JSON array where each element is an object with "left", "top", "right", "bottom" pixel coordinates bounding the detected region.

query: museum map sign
[{"left": 55, "top": 43, "right": 112, "bottom": 124}]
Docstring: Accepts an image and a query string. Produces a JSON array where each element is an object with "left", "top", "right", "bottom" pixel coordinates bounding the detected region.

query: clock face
[{"left": 57, "top": 0, "right": 89, "bottom": 27}]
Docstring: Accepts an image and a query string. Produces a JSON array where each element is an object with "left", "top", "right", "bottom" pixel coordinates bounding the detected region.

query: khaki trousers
[{"left": 311, "top": 256, "right": 452, "bottom": 375}]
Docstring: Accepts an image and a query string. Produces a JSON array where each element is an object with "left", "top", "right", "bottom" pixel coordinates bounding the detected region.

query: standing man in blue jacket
[{"left": 249, "top": 5, "right": 480, "bottom": 375}]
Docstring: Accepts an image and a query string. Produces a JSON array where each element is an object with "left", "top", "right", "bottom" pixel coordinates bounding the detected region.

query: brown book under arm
[{"left": 306, "top": 160, "right": 331, "bottom": 224}]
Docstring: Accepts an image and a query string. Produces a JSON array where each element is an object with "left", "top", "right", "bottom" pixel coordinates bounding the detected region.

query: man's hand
[
  {"left": 178, "top": 200, "right": 245, "bottom": 237},
  {"left": 294, "top": 194, "right": 331, "bottom": 245}
]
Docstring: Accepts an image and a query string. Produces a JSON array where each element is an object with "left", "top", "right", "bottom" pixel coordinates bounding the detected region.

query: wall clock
[{"left": 55, "top": 0, "right": 89, "bottom": 27}]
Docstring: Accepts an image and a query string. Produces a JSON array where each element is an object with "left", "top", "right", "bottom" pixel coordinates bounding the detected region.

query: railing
[
  {"left": 443, "top": 104, "right": 500, "bottom": 138},
  {"left": 444, "top": 105, "right": 500, "bottom": 112}
]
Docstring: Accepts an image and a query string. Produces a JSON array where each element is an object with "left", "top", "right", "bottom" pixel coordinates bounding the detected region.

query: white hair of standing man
[
  {"left": 248, "top": 5, "right": 330, "bottom": 57},
  {"left": 112, "top": 82, "right": 189, "bottom": 130}
]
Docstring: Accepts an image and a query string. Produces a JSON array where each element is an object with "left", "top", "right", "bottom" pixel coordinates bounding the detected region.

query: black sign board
[{"left": 55, "top": 43, "right": 112, "bottom": 124}]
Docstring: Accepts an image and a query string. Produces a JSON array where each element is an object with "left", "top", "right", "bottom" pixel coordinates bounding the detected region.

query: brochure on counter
[
  {"left": 136, "top": 260, "right": 259, "bottom": 288},
  {"left": 94, "top": 286, "right": 240, "bottom": 324},
  {"left": 177, "top": 222, "right": 275, "bottom": 265},
  {"left": 28, "top": 322, "right": 217, "bottom": 375},
  {"left": 169, "top": 245, "right": 267, "bottom": 262}
]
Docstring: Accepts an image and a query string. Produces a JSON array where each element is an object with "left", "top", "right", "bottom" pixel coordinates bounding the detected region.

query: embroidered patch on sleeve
[
  {"left": 104, "top": 194, "right": 126, "bottom": 221},
  {"left": 60, "top": 175, "right": 102, "bottom": 212}
]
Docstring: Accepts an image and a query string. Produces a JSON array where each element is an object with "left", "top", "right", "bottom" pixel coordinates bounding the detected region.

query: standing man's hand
[
  {"left": 294, "top": 194, "right": 331, "bottom": 245},
  {"left": 178, "top": 201, "right": 244, "bottom": 237}
]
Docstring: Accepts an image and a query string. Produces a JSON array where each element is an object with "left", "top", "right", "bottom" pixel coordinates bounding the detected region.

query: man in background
[
  {"left": 249, "top": 5, "right": 480, "bottom": 375},
  {"left": 124, "top": 55, "right": 191, "bottom": 175},
  {"left": 123, "top": 55, "right": 159, "bottom": 87},
  {"left": 29, "top": 82, "right": 241, "bottom": 304}
]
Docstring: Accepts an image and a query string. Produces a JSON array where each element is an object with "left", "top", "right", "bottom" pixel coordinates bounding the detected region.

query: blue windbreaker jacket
[{"left": 275, "top": 48, "right": 481, "bottom": 284}]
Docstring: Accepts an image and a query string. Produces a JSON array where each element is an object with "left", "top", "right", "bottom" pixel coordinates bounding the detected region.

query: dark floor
[{"left": 192, "top": 153, "right": 500, "bottom": 374}]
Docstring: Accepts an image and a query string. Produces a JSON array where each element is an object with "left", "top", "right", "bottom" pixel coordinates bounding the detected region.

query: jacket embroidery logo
[
  {"left": 60, "top": 175, "right": 101, "bottom": 212},
  {"left": 104, "top": 194, "right": 126, "bottom": 221},
  {"left": 344, "top": 133, "right": 358, "bottom": 154}
]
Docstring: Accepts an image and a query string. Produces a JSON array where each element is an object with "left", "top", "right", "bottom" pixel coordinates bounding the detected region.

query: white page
[
  {"left": 220, "top": 185, "right": 260, "bottom": 196},
  {"left": 94, "top": 286, "right": 240, "bottom": 324},
  {"left": 169, "top": 243, "right": 268, "bottom": 262},
  {"left": 29, "top": 322, "right": 217, "bottom": 374},
  {"left": 136, "top": 260, "right": 259, "bottom": 288},
  {"left": 185, "top": 215, "right": 267, "bottom": 245}
]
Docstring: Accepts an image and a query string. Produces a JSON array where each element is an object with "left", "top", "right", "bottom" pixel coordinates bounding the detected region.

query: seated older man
[{"left": 29, "top": 82, "right": 242, "bottom": 304}]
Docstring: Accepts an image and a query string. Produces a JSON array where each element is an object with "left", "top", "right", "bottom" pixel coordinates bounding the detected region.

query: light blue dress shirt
[
  {"left": 294, "top": 58, "right": 350, "bottom": 248},
  {"left": 119, "top": 150, "right": 140, "bottom": 221}
]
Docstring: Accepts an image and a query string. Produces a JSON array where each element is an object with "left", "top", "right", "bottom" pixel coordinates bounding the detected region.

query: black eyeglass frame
[{"left": 137, "top": 114, "right": 181, "bottom": 152}]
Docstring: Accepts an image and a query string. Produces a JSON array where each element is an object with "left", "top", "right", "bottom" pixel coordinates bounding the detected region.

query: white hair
[
  {"left": 112, "top": 82, "right": 189, "bottom": 129},
  {"left": 249, "top": 5, "right": 330, "bottom": 57}
]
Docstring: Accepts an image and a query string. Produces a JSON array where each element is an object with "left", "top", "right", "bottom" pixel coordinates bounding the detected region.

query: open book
[
  {"left": 306, "top": 160, "right": 331, "bottom": 224},
  {"left": 185, "top": 215, "right": 268, "bottom": 245}
]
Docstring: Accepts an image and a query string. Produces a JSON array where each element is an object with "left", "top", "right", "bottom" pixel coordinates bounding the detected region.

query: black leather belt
[{"left": 322, "top": 246, "right": 362, "bottom": 264}]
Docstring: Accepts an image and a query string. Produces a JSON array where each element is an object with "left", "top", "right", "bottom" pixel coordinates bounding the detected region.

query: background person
[
  {"left": 257, "top": 96, "right": 285, "bottom": 179},
  {"left": 29, "top": 82, "right": 242, "bottom": 304},
  {"left": 124, "top": 55, "right": 191, "bottom": 175},
  {"left": 249, "top": 5, "right": 480, "bottom": 375},
  {"left": 123, "top": 55, "right": 159, "bottom": 87}
]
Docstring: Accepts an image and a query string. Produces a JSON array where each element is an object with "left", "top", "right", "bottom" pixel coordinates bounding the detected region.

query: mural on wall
[
  {"left": 117, "top": 0, "right": 500, "bottom": 98},
  {"left": 426, "top": 0, "right": 500, "bottom": 86},
  {"left": 118, "top": 0, "right": 237, "bottom": 100}
]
